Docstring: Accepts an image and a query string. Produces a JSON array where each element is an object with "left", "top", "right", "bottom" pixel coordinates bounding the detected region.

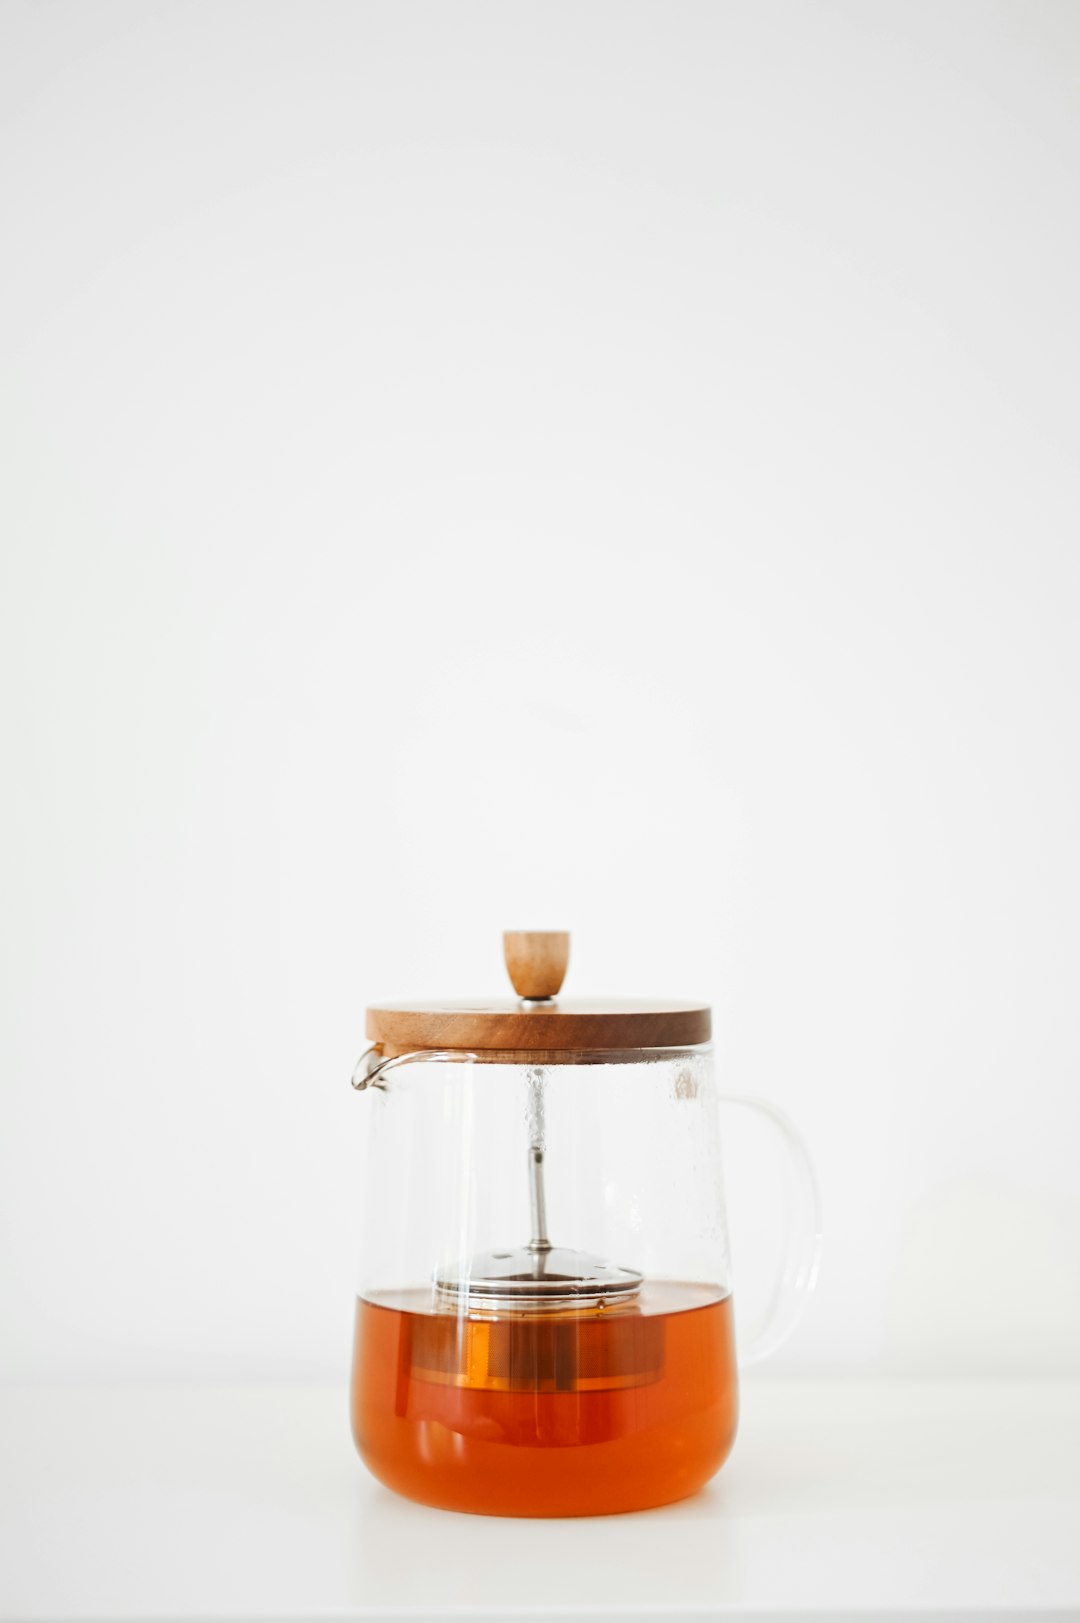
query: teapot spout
[{"left": 350, "top": 1045, "right": 477, "bottom": 1092}]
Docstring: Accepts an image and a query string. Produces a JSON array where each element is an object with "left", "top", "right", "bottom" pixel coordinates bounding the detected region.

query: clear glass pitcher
[{"left": 349, "top": 931, "right": 820, "bottom": 1517}]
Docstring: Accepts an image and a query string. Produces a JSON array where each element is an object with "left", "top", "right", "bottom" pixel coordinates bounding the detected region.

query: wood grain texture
[
  {"left": 503, "top": 931, "right": 570, "bottom": 999},
  {"left": 364, "top": 999, "right": 711, "bottom": 1055}
]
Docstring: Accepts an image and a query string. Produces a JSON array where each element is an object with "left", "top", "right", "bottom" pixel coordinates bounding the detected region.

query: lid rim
[{"left": 365, "top": 998, "right": 712, "bottom": 1054}]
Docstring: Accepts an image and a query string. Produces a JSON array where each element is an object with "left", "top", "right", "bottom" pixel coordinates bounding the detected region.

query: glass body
[
  {"left": 350, "top": 1046, "right": 817, "bottom": 1517},
  {"left": 352, "top": 1049, "right": 733, "bottom": 1515}
]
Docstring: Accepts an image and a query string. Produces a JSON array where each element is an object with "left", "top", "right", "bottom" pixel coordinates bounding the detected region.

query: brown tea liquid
[{"left": 350, "top": 1281, "right": 737, "bottom": 1516}]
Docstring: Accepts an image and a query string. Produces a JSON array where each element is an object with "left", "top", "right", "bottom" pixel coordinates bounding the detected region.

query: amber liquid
[{"left": 350, "top": 1282, "right": 738, "bottom": 1516}]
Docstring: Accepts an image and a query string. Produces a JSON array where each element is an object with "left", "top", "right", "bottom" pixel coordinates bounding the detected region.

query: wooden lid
[{"left": 365, "top": 932, "right": 711, "bottom": 1056}]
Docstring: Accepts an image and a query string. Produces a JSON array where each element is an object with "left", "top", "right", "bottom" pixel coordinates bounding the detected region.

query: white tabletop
[{"left": 1, "top": 1378, "right": 1078, "bottom": 1621}]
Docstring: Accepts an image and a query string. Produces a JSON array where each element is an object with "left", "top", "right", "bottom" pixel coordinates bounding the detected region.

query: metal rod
[
  {"left": 525, "top": 1065, "right": 552, "bottom": 1258},
  {"left": 528, "top": 1145, "right": 551, "bottom": 1254}
]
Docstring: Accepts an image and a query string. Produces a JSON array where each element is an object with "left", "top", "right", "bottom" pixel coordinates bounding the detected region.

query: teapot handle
[{"left": 718, "top": 1093, "right": 823, "bottom": 1366}]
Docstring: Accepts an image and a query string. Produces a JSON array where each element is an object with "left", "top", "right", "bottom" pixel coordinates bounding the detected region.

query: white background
[{"left": 1, "top": 0, "right": 1078, "bottom": 1384}]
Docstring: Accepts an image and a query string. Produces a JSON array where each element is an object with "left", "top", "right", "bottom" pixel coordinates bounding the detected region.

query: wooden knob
[{"left": 503, "top": 932, "right": 570, "bottom": 1001}]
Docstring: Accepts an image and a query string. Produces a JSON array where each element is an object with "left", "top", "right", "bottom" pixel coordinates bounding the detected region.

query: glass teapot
[{"left": 349, "top": 931, "right": 820, "bottom": 1517}]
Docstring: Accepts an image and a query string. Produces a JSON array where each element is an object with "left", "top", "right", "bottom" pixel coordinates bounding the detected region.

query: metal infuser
[{"left": 434, "top": 1065, "right": 643, "bottom": 1311}]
